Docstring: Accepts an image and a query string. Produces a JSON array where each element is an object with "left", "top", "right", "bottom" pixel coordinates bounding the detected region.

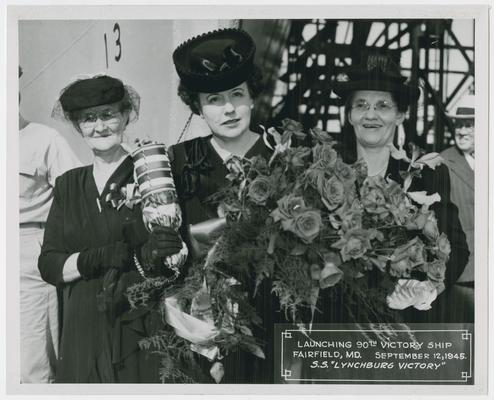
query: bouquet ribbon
[{"left": 163, "top": 296, "right": 220, "bottom": 361}]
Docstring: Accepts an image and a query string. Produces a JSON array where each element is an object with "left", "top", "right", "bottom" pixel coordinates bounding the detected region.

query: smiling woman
[
  {"left": 38, "top": 75, "right": 183, "bottom": 383},
  {"left": 314, "top": 53, "right": 470, "bottom": 324}
]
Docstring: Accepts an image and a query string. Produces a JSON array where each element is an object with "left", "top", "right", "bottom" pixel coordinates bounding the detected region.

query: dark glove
[
  {"left": 138, "top": 226, "right": 183, "bottom": 269},
  {"left": 77, "top": 241, "right": 131, "bottom": 279}
]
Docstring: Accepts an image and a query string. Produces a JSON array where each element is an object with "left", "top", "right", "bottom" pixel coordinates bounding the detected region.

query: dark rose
[
  {"left": 387, "top": 238, "right": 427, "bottom": 278},
  {"left": 249, "top": 155, "right": 269, "bottom": 173},
  {"left": 333, "top": 159, "right": 356, "bottom": 186},
  {"left": 320, "top": 176, "right": 346, "bottom": 211},
  {"left": 332, "top": 229, "right": 372, "bottom": 261},
  {"left": 285, "top": 210, "right": 322, "bottom": 244},
  {"left": 270, "top": 194, "right": 307, "bottom": 222},
  {"left": 285, "top": 146, "right": 311, "bottom": 168},
  {"left": 360, "top": 176, "right": 388, "bottom": 215},
  {"left": 312, "top": 143, "right": 338, "bottom": 169},
  {"left": 340, "top": 209, "right": 363, "bottom": 232},
  {"left": 436, "top": 233, "right": 451, "bottom": 260},
  {"left": 390, "top": 258, "right": 412, "bottom": 277},
  {"left": 309, "top": 127, "right": 335, "bottom": 144},
  {"left": 247, "top": 175, "right": 271, "bottom": 205},
  {"left": 423, "top": 213, "right": 440, "bottom": 240},
  {"left": 352, "top": 159, "right": 368, "bottom": 184},
  {"left": 425, "top": 260, "right": 447, "bottom": 282},
  {"left": 281, "top": 118, "right": 306, "bottom": 139}
]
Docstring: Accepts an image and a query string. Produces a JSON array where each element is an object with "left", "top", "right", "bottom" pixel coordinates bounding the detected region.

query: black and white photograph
[{"left": 4, "top": 2, "right": 490, "bottom": 397}]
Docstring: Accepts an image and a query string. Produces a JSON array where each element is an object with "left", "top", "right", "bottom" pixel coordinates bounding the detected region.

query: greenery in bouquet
[
  {"left": 125, "top": 120, "right": 450, "bottom": 382},
  {"left": 205, "top": 118, "right": 450, "bottom": 324}
]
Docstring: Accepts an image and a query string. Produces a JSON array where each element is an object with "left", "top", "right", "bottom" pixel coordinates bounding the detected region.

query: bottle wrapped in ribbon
[{"left": 131, "top": 141, "right": 188, "bottom": 279}]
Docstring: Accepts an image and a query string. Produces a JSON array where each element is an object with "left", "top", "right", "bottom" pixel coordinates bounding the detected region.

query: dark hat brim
[
  {"left": 173, "top": 28, "right": 256, "bottom": 93},
  {"left": 333, "top": 79, "right": 420, "bottom": 104}
]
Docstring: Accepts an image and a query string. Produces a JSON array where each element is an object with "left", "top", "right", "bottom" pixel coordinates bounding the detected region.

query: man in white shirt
[{"left": 19, "top": 66, "right": 81, "bottom": 382}]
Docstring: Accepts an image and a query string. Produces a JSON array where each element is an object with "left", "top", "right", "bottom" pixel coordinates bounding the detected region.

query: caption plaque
[{"left": 275, "top": 323, "right": 473, "bottom": 384}]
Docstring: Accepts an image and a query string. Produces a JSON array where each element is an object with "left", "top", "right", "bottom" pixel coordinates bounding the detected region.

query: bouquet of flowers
[
  {"left": 125, "top": 123, "right": 450, "bottom": 382},
  {"left": 199, "top": 119, "right": 450, "bottom": 326}
]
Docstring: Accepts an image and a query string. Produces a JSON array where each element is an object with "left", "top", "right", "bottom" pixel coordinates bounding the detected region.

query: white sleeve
[
  {"left": 46, "top": 133, "right": 82, "bottom": 187},
  {"left": 62, "top": 252, "right": 82, "bottom": 282}
]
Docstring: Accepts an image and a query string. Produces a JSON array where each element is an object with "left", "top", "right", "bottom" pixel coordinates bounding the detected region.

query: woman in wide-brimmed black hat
[
  {"left": 313, "top": 53, "right": 469, "bottom": 324},
  {"left": 169, "top": 28, "right": 282, "bottom": 384},
  {"left": 38, "top": 75, "right": 182, "bottom": 383}
]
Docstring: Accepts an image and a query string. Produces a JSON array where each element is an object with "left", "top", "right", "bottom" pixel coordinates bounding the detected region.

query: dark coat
[
  {"left": 38, "top": 157, "right": 161, "bottom": 383},
  {"left": 312, "top": 149, "right": 470, "bottom": 324},
  {"left": 440, "top": 146, "right": 474, "bottom": 283},
  {"left": 168, "top": 135, "right": 283, "bottom": 383}
]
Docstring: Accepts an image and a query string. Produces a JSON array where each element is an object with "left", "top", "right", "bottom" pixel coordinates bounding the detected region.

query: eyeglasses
[
  {"left": 77, "top": 110, "right": 122, "bottom": 128},
  {"left": 351, "top": 100, "right": 397, "bottom": 115},
  {"left": 454, "top": 121, "right": 474, "bottom": 131}
]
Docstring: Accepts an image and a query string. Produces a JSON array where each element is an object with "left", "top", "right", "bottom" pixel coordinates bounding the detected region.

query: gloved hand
[
  {"left": 138, "top": 226, "right": 183, "bottom": 269},
  {"left": 77, "top": 219, "right": 149, "bottom": 280},
  {"left": 77, "top": 241, "right": 131, "bottom": 279}
]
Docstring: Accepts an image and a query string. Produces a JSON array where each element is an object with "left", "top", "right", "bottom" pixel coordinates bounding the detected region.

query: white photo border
[{"left": 5, "top": 2, "right": 490, "bottom": 397}]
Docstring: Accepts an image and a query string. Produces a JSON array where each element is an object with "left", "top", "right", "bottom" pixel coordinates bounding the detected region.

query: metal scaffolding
[{"left": 244, "top": 19, "right": 474, "bottom": 152}]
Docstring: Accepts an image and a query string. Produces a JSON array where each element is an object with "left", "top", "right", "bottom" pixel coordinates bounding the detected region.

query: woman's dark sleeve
[
  {"left": 429, "top": 164, "right": 470, "bottom": 285},
  {"left": 38, "top": 176, "right": 71, "bottom": 287}
]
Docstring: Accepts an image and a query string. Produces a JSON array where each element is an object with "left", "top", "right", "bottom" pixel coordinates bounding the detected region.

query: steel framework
[{"left": 245, "top": 19, "right": 474, "bottom": 152}]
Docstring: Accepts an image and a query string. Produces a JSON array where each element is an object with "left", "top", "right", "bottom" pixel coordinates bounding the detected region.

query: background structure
[{"left": 19, "top": 19, "right": 474, "bottom": 164}]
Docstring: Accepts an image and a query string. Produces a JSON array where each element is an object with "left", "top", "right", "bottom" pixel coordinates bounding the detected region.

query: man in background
[
  {"left": 19, "top": 66, "right": 81, "bottom": 382},
  {"left": 440, "top": 94, "right": 475, "bottom": 321}
]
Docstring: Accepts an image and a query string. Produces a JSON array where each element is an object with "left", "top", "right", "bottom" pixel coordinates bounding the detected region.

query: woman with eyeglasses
[
  {"left": 38, "top": 75, "right": 182, "bottom": 382},
  {"left": 314, "top": 54, "right": 470, "bottom": 324}
]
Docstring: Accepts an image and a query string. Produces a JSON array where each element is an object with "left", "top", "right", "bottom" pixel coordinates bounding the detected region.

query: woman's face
[
  {"left": 348, "top": 90, "right": 405, "bottom": 149},
  {"left": 76, "top": 103, "right": 129, "bottom": 154},
  {"left": 198, "top": 82, "right": 253, "bottom": 141}
]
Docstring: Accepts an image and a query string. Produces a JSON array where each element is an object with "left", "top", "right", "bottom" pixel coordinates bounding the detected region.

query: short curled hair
[{"left": 177, "top": 65, "right": 265, "bottom": 115}]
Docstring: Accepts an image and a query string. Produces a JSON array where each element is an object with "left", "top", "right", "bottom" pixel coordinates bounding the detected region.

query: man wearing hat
[
  {"left": 440, "top": 94, "right": 475, "bottom": 320},
  {"left": 19, "top": 66, "right": 81, "bottom": 382}
]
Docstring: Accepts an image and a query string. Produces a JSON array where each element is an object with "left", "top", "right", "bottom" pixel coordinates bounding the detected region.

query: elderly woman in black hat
[
  {"left": 169, "top": 29, "right": 280, "bottom": 383},
  {"left": 38, "top": 75, "right": 182, "bottom": 382},
  {"left": 323, "top": 54, "right": 469, "bottom": 323}
]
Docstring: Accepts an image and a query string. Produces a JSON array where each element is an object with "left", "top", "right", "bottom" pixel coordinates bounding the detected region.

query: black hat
[
  {"left": 59, "top": 75, "right": 125, "bottom": 112},
  {"left": 173, "top": 28, "right": 256, "bottom": 93},
  {"left": 333, "top": 54, "right": 420, "bottom": 105}
]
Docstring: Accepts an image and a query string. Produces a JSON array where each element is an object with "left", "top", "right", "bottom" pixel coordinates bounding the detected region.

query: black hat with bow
[
  {"left": 173, "top": 28, "right": 256, "bottom": 93},
  {"left": 333, "top": 53, "right": 420, "bottom": 106}
]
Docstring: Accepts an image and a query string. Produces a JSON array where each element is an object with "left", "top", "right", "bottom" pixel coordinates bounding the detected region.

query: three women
[{"left": 38, "top": 32, "right": 469, "bottom": 384}]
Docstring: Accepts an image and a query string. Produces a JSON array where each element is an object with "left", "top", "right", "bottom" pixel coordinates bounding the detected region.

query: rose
[
  {"left": 352, "top": 159, "right": 368, "bottom": 184},
  {"left": 281, "top": 118, "right": 305, "bottom": 139},
  {"left": 390, "top": 258, "right": 412, "bottom": 277},
  {"left": 312, "top": 143, "right": 338, "bottom": 169},
  {"left": 247, "top": 176, "right": 271, "bottom": 205},
  {"left": 436, "top": 233, "right": 451, "bottom": 260},
  {"left": 270, "top": 194, "right": 307, "bottom": 222},
  {"left": 405, "top": 206, "right": 430, "bottom": 230},
  {"left": 303, "top": 167, "right": 326, "bottom": 192},
  {"left": 284, "top": 210, "right": 322, "bottom": 244},
  {"left": 425, "top": 260, "right": 447, "bottom": 282},
  {"left": 360, "top": 176, "right": 388, "bottom": 215},
  {"left": 309, "top": 127, "right": 335, "bottom": 144},
  {"left": 423, "top": 213, "right": 440, "bottom": 240},
  {"left": 320, "top": 176, "right": 346, "bottom": 211},
  {"left": 332, "top": 229, "right": 372, "bottom": 261},
  {"left": 249, "top": 155, "right": 269, "bottom": 173},
  {"left": 340, "top": 209, "right": 363, "bottom": 232},
  {"left": 333, "top": 159, "right": 356, "bottom": 186},
  {"left": 285, "top": 146, "right": 311, "bottom": 168}
]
